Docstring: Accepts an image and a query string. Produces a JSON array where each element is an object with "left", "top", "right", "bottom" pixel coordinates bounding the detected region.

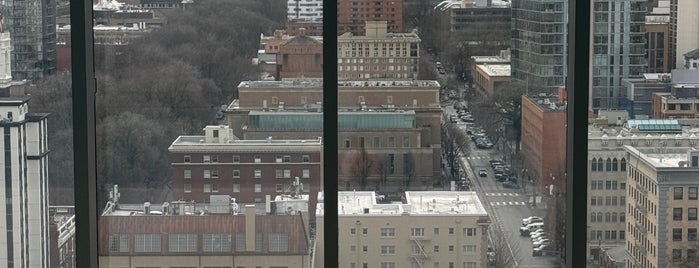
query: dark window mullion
[{"left": 323, "top": 0, "right": 339, "bottom": 267}]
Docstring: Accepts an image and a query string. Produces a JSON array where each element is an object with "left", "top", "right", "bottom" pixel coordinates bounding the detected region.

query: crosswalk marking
[
  {"left": 485, "top": 192, "right": 520, "bottom": 196},
  {"left": 489, "top": 201, "right": 526, "bottom": 206}
]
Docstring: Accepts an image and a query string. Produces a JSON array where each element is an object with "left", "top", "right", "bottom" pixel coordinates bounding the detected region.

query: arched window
[
  {"left": 592, "top": 158, "right": 598, "bottom": 172},
  {"left": 605, "top": 212, "right": 611, "bottom": 222},
  {"left": 597, "top": 158, "right": 604, "bottom": 171},
  {"left": 612, "top": 212, "right": 617, "bottom": 222},
  {"left": 606, "top": 158, "right": 612, "bottom": 171},
  {"left": 612, "top": 158, "right": 618, "bottom": 171},
  {"left": 596, "top": 212, "right": 603, "bottom": 222},
  {"left": 591, "top": 212, "right": 596, "bottom": 222},
  {"left": 620, "top": 158, "right": 627, "bottom": 172}
]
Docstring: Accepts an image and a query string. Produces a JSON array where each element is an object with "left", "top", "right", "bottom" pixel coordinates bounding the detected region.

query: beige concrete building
[
  {"left": 472, "top": 64, "right": 510, "bottom": 96},
  {"left": 670, "top": 0, "right": 699, "bottom": 69},
  {"left": 338, "top": 21, "right": 420, "bottom": 80},
  {"left": 587, "top": 119, "right": 699, "bottom": 262},
  {"left": 316, "top": 191, "right": 491, "bottom": 268},
  {"left": 625, "top": 146, "right": 699, "bottom": 268}
]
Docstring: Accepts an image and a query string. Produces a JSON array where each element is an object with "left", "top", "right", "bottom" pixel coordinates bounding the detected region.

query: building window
[
  {"left": 276, "top": 184, "right": 284, "bottom": 192},
  {"left": 212, "top": 184, "right": 218, "bottom": 192},
  {"left": 620, "top": 158, "right": 626, "bottom": 171},
  {"left": 283, "top": 169, "right": 291, "bottom": 178},
  {"left": 184, "top": 169, "right": 191, "bottom": 179},
  {"left": 590, "top": 213, "right": 596, "bottom": 222},
  {"left": 380, "top": 245, "right": 395, "bottom": 254},
  {"left": 168, "top": 234, "right": 197, "bottom": 252},
  {"left": 203, "top": 234, "right": 231, "bottom": 252},
  {"left": 135, "top": 234, "right": 161, "bottom": 252},
  {"left": 381, "top": 228, "right": 395, "bottom": 237},
  {"left": 403, "top": 136, "right": 409, "bottom": 147},
  {"left": 204, "top": 155, "right": 211, "bottom": 163},
  {"left": 276, "top": 169, "right": 283, "bottom": 178},
  {"left": 254, "top": 170, "right": 261, "bottom": 178},
  {"left": 359, "top": 137, "right": 365, "bottom": 147},
  {"left": 612, "top": 158, "right": 618, "bottom": 171},
  {"left": 591, "top": 159, "right": 597, "bottom": 171},
  {"left": 302, "top": 169, "right": 310, "bottom": 178},
  {"left": 463, "top": 263, "right": 476, "bottom": 268},
  {"left": 434, "top": 228, "right": 439, "bottom": 235},
  {"left": 448, "top": 245, "right": 454, "bottom": 252},
  {"left": 605, "top": 181, "right": 611, "bottom": 190},
  {"left": 619, "top": 231, "right": 625, "bottom": 240},
  {"left": 283, "top": 155, "right": 291, "bottom": 162},
  {"left": 204, "top": 184, "right": 212, "bottom": 193},
  {"left": 232, "top": 155, "right": 240, "bottom": 163},
  {"left": 233, "top": 170, "right": 240, "bottom": 178},
  {"left": 184, "top": 155, "right": 191, "bottom": 163},
  {"left": 233, "top": 184, "right": 240, "bottom": 192},
  {"left": 344, "top": 138, "right": 351, "bottom": 148},
  {"left": 254, "top": 155, "right": 261, "bottom": 163},
  {"left": 373, "top": 136, "right": 380, "bottom": 147},
  {"left": 276, "top": 155, "right": 283, "bottom": 163},
  {"left": 380, "top": 263, "right": 395, "bottom": 268},
  {"left": 184, "top": 184, "right": 191, "bottom": 193},
  {"left": 362, "top": 228, "right": 368, "bottom": 235},
  {"left": 689, "top": 249, "right": 698, "bottom": 263},
  {"left": 674, "top": 208, "right": 683, "bottom": 221},
  {"left": 448, "top": 228, "right": 454, "bottom": 234},
  {"left": 350, "top": 228, "right": 356, "bottom": 235},
  {"left": 363, "top": 245, "right": 368, "bottom": 252},
  {"left": 302, "top": 155, "right": 310, "bottom": 162},
  {"left": 605, "top": 158, "right": 612, "bottom": 171},
  {"left": 254, "top": 184, "right": 261, "bottom": 192},
  {"left": 108, "top": 234, "right": 129, "bottom": 252},
  {"left": 269, "top": 233, "right": 289, "bottom": 252},
  {"left": 673, "top": 228, "right": 682, "bottom": 241},
  {"left": 211, "top": 169, "right": 219, "bottom": 178},
  {"left": 689, "top": 228, "right": 698, "bottom": 241},
  {"left": 411, "top": 228, "right": 424, "bottom": 237},
  {"left": 690, "top": 187, "right": 698, "bottom": 200},
  {"left": 463, "top": 245, "right": 476, "bottom": 253},
  {"left": 675, "top": 187, "right": 683, "bottom": 200},
  {"left": 433, "top": 245, "right": 439, "bottom": 252},
  {"left": 464, "top": 228, "right": 476, "bottom": 236},
  {"left": 204, "top": 170, "right": 211, "bottom": 178},
  {"left": 388, "top": 137, "right": 395, "bottom": 147},
  {"left": 211, "top": 155, "right": 218, "bottom": 163},
  {"left": 673, "top": 249, "right": 682, "bottom": 262},
  {"left": 689, "top": 208, "right": 697, "bottom": 220}
]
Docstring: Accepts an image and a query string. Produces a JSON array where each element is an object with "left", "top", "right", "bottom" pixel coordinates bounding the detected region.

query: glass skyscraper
[{"left": 2, "top": 0, "right": 57, "bottom": 81}]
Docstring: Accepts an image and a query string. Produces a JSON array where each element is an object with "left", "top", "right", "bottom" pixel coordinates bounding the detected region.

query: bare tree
[
  {"left": 489, "top": 227, "right": 518, "bottom": 268},
  {"left": 441, "top": 121, "right": 470, "bottom": 183},
  {"left": 375, "top": 154, "right": 390, "bottom": 191},
  {"left": 351, "top": 146, "right": 373, "bottom": 191},
  {"left": 403, "top": 153, "right": 416, "bottom": 190}
]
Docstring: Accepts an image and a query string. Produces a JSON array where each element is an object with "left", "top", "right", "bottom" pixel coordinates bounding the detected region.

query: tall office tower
[
  {"left": 511, "top": 0, "right": 568, "bottom": 92},
  {"left": 337, "top": 0, "right": 403, "bottom": 36},
  {"left": 0, "top": 20, "right": 51, "bottom": 268},
  {"left": 1, "top": 0, "right": 57, "bottom": 81},
  {"left": 590, "top": 0, "right": 646, "bottom": 111},
  {"left": 669, "top": 0, "right": 699, "bottom": 70},
  {"left": 287, "top": 0, "right": 323, "bottom": 22}
]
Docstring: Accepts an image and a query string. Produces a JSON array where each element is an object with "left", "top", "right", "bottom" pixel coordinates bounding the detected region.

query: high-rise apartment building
[
  {"left": 590, "top": 0, "right": 646, "bottom": 110},
  {"left": 511, "top": 0, "right": 568, "bottom": 91},
  {"left": 645, "top": 1, "right": 670, "bottom": 73},
  {"left": 287, "top": 0, "right": 323, "bottom": 22},
  {"left": 315, "top": 191, "right": 491, "bottom": 268},
  {"left": 625, "top": 146, "right": 699, "bottom": 268},
  {"left": 337, "top": 0, "right": 403, "bottom": 35},
  {"left": 2, "top": 0, "right": 57, "bottom": 81},
  {"left": 669, "top": 0, "right": 699, "bottom": 70},
  {"left": 338, "top": 21, "right": 420, "bottom": 80}
]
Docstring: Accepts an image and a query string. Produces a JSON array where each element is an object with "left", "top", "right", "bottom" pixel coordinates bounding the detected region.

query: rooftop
[
  {"left": 238, "top": 79, "right": 440, "bottom": 88},
  {"left": 625, "top": 146, "right": 698, "bottom": 168},
  {"left": 319, "top": 191, "right": 487, "bottom": 216},
  {"left": 471, "top": 55, "right": 510, "bottom": 64},
  {"left": 524, "top": 93, "right": 567, "bottom": 112},
  {"left": 171, "top": 136, "right": 322, "bottom": 147},
  {"left": 476, "top": 64, "right": 510, "bottom": 77},
  {"left": 685, "top": 47, "right": 699, "bottom": 59},
  {"left": 588, "top": 123, "right": 699, "bottom": 139}
]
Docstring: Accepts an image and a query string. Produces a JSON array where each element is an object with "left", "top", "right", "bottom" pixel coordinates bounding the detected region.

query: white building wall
[
  {"left": 675, "top": 0, "right": 699, "bottom": 69},
  {"left": 286, "top": 0, "right": 323, "bottom": 22}
]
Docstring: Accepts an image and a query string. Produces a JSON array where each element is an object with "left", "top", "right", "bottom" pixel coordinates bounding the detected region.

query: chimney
[{"left": 245, "top": 204, "right": 256, "bottom": 251}]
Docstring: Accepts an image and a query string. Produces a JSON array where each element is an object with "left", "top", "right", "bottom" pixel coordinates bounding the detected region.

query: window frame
[{"left": 70, "top": 0, "right": 590, "bottom": 267}]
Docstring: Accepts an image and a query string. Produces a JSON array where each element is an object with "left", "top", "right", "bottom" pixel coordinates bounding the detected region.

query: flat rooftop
[
  {"left": 471, "top": 55, "right": 510, "bottom": 64},
  {"left": 476, "top": 64, "right": 510, "bottom": 77},
  {"left": 524, "top": 93, "right": 567, "bottom": 112},
  {"left": 171, "top": 136, "right": 322, "bottom": 146},
  {"left": 322, "top": 191, "right": 487, "bottom": 216},
  {"left": 625, "top": 147, "right": 697, "bottom": 168}
]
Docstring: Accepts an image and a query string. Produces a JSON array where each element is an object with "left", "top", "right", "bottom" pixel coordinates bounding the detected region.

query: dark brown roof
[{"left": 99, "top": 214, "right": 309, "bottom": 256}]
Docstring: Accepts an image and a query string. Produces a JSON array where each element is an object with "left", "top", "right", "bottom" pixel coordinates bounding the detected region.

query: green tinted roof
[
  {"left": 627, "top": 119, "right": 682, "bottom": 133},
  {"left": 247, "top": 111, "right": 415, "bottom": 131}
]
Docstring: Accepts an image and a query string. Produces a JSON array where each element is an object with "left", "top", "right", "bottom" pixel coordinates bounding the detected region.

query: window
[
  {"left": 675, "top": 187, "right": 683, "bottom": 200},
  {"left": 212, "top": 184, "right": 218, "bottom": 192},
  {"left": 184, "top": 169, "right": 191, "bottom": 179},
  {"left": 448, "top": 228, "right": 454, "bottom": 234},
  {"left": 204, "top": 155, "right": 211, "bottom": 163},
  {"left": 276, "top": 184, "right": 284, "bottom": 192},
  {"left": 344, "top": 138, "right": 351, "bottom": 148},
  {"left": 211, "top": 155, "right": 218, "bottom": 163},
  {"left": 233, "top": 184, "right": 240, "bottom": 192},
  {"left": 302, "top": 169, "right": 310, "bottom": 178},
  {"left": 434, "top": 228, "right": 439, "bottom": 235},
  {"left": 282, "top": 155, "right": 291, "bottom": 162},
  {"left": 269, "top": 233, "right": 289, "bottom": 252},
  {"left": 403, "top": 136, "right": 409, "bottom": 147},
  {"left": 673, "top": 228, "right": 682, "bottom": 241},
  {"left": 387, "top": 137, "right": 395, "bottom": 147},
  {"left": 673, "top": 249, "right": 682, "bottom": 262},
  {"left": 448, "top": 245, "right": 454, "bottom": 252},
  {"left": 605, "top": 180, "right": 611, "bottom": 190},
  {"left": 362, "top": 245, "right": 368, "bottom": 252},
  {"left": 233, "top": 170, "right": 240, "bottom": 178},
  {"left": 411, "top": 228, "right": 425, "bottom": 237},
  {"left": 433, "top": 245, "right": 439, "bottom": 252},
  {"left": 211, "top": 169, "right": 219, "bottom": 178},
  {"left": 254, "top": 155, "right": 261, "bottom": 163},
  {"left": 380, "top": 228, "right": 395, "bottom": 237},
  {"left": 184, "top": 184, "right": 192, "bottom": 193},
  {"left": 204, "top": 184, "right": 212, "bottom": 193},
  {"left": 108, "top": 234, "right": 129, "bottom": 252},
  {"left": 689, "top": 228, "right": 697, "bottom": 241},
  {"left": 380, "top": 245, "right": 395, "bottom": 254},
  {"left": 362, "top": 228, "right": 367, "bottom": 235},
  {"left": 135, "top": 234, "right": 161, "bottom": 252},
  {"left": 254, "top": 184, "right": 261, "bottom": 192},
  {"left": 380, "top": 263, "right": 395, "bottom": 268},
  {"left": 463, "top": 263, "right": 476, "bottom": 268},
  {"left": 620, "top": 158, "right": 626, "bottom": 171},
  {"left": 605, "top": 158, "right": 612, "bottom": 171},
  {"left": 203, "top": 234, "right": 231, "bottom": 252},
  {"left": 463, "top": 245, "right": 476, "bottom": 253},
  {"left": 184, "top": 155, "right": 191, "bottom": 163},
  {"left": 254, "top": 170, "right": 261, "bottom": 178},
  {"left": 302, "top": 155, "right": 310, "bottom": 162},
  {"left": 232, "top": 155, "right": 240, "bottom": 163},
  {"left": 674, "top": 208, "right": 683, "bottom": 221},
  {"left": 373, "top": 136, "right": 380, "bottom": 147},
  {"left": 591, "top": 159, "right": 597, "bottom": 171},
  {"left": 168, "top": 234, "right": 197, "bottom": 252},
  {"left": 464, "top": 228, "right": 476, "bottom": 236},
  {"left": 204, "top": 169, "right": 211, "bottom": 178},
  {"left": 283, "top": 169, "right": 291, "bottom": 178},
  {"left": 690, "top": 187, "right": 698, "bottom": 200},
  {"left": 689, "top": 208, "right": 697, "bottom": 220}
]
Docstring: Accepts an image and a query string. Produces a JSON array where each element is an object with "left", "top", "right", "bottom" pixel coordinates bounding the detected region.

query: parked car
[
  {"left": 531, "top": 233, "right": 548, "bottom": 241},
  {"left": 532, "top": 238, "right": 551, "bottom": 248},
  {"left": 529, "top": 229, "right": 545, "bottom": 237},
  {"left": 502, "top": 181, "right": 520, "bottom": 189},
  {"left": 532, "top": 244, "right": 551, "bottom": 256},
  {"left": 522, "top": 216, "right": 544, "bottom": 226}
]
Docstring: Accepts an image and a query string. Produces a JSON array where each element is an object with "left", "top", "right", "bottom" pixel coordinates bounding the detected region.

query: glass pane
[
  {"left": 1, "top": 0, "right": 76, "bottom": 265},
  {"left": 96, "top": 0, "right": 321, "bottom": 267},
  {"left": 333, "top": 0, "right": 569, "bottom": 267}
]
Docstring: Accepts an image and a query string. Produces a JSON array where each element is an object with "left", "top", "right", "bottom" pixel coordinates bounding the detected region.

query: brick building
[
  {"left": 337, "top": 0, "right": 403, "bottom": 35},
  {"left": 645, "top": 3, "right": 671, "bottom": 73},
  {"left": 168, "top": 125, "right": 322, "bottom": 214},
  {"left": 278, "top": 29, "right": 324, "bottom": 79},
  {"left": 285, "top": 19, "right": 323, "bottom": 36}
]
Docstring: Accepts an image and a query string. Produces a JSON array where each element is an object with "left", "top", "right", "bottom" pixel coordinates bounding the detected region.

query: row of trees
[
  {"left": 32, "top": 0, "right": 286, "bottom": 204},
  {"left": 350, "top": 147, "right": 416, "bottom": 192}
]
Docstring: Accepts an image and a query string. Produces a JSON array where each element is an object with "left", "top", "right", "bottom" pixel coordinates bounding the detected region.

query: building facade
[
  {"left": 169, "top": 125, "right": 322, "bottom": 215},
  {"left": 0, "top": 95, "right": 51, "bottom": 268},
  {"left": 621, "top": 74, "right": 672, "bottom": 119},
  {"left": 338, "top": 21, "right": 420, "bottom": 80},
  {"left": 316, "top": 191, "right": 491, "bottom": 268},
  {"left": 511, "top": 0, "right": 567, "bottom": 91},
  {"left": 278, "top": 29, "right": 324, "bottom": 79},
  {"left": 625, "top": 146, "right": 699, "bottom": 268},
  {"left": 337, "top": 0, "right": 403, "bottom": 35},
  {"left": 669, "top": 0, "right": 699, "bottom": 69},
  {"left": 2, "top": 0, "right": 56, "bottom": 81},
  {"left": 472, "top": 64, "right": 510, "bottom": 96},
  {"left": 287, "top": 0, "right": 323, "bottom": 22},
  {"left": 645, "top": 3, "right": 671, "bottom": 74}
]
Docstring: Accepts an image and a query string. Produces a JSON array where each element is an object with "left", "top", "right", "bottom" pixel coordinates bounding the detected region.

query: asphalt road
[{"left": 444, "top": 107, "right": 561, "bottom": 268}]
